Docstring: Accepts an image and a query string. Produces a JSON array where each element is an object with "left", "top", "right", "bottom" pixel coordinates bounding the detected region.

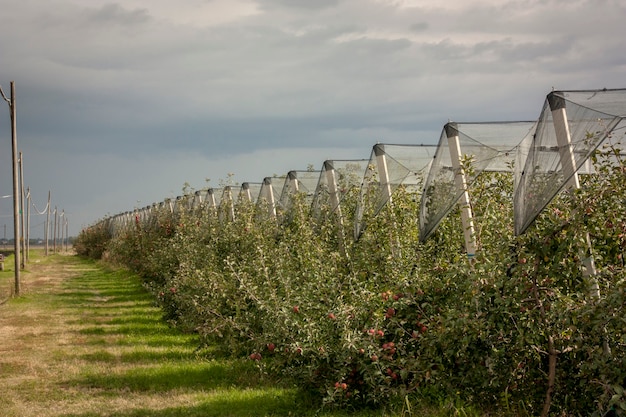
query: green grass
[
  {"left": 0, "top": 252, "right": 488, "bottom": 417},
  {"left": 54, "top": 263, "right": 389, "bottom": 416}
]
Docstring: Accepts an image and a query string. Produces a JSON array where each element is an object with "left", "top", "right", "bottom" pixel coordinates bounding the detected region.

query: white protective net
[
  {"left": 239, "top": 182, "right": 263, "bottom": 204},
  {"left": 514, "top": 89, "right": 626, "bottom": 235},
  {"left": 256, "top": 177, "right": 279, "bottom": 219},
  {"left": 311, "top": 159, "right": 369, "bottom": 223},
  {"left": 354, "top": 144, "right": 435, "bottom": 240},
  {"left": 191, "top": 191, "right": 204, "bottom": 211},
  {"left": 279, "top": 170, "right": 321, "bottom": 212},
  {"left": 420, "top": 121, "right": 537, "bottom": 242},
  {"left": 217, "top": 185, "right": 240, "bottom": 222},
  {"left": 204, "top": 188, "right": 222, "bottom": 211}
]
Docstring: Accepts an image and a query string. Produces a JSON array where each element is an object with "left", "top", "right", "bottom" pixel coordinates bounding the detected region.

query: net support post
[
  {"left": 118, "top": 213, "right": 124, "bottom": 232},
  {"left": 193, "top": 190, "right": 203, "bottom": 211},
  {"left": 174, "top": 196, "right": 183, "bottom": 214},
  {"left": 241, "top": 183, "right": 253, "bottom": 203},
  {"left": 206, "top": 189, "right": 217, "bottom": 214},
  {"left": 548, "top": 93, "right": 597, "bottom": 280},
  {"left": 445, "top": 123, "right": 477, "bottom": 257},
  {"left": 374, "top": 145, "right": 393, "bottom": 205},
  {"left": 122, "top": 212, "right": 129, "bottom": 230},
  {"left": 548, "top": 92, "right": 607, "bottom": 353},
  {"left": 221, "top": 186, "right": 235, "bottom": 222},
  {"left": 374, "top": 144, "right": 401, "bottom": 256},
  {"left": 324, "top": 161, "right": 344, "bottom": 225},
  {"left": 286, "top": 171, "right": 307, "bottom": 219},
  {"left": 288, "top": 171, "right": 300, "bottom": 193},
  {"left": 324, "top": 161, "right": 348, "bottom": 257},
  {"left": 549, "top": 93, "right": 580, "bottom": 190},
  {"left": 262, "top": 177, "right": 277, "bottom": 220}
]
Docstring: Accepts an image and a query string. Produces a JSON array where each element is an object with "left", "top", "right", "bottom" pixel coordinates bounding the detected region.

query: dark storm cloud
[{"left": 1, "top": 0, "right": 625, "bottom": 235}]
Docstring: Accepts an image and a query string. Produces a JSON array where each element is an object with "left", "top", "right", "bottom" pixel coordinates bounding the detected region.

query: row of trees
[{"left": 76, "top": 144, "right": 625, "bottom": 416}]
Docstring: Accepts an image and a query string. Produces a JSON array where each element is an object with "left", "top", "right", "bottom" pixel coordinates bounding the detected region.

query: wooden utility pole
[{"left": 1, "top": 81, "right": 21, "bottom": 295}]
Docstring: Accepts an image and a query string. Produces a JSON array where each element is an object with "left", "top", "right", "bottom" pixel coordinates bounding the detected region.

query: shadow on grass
[
  {"left": 60, "top": 267, "right": 205, "bottom": 358},
  {"left": 58, "top": 389, "right": 387, "bottom": 417},
  {"left": 59, "top": 389, "right": 308, "bottom": 417},
  {"left": 78, "top": 347, "right": 209, "bottom": 363},
  {"left": 58, "top": 258, "right": 315, "bottom": 415},
  {"left": 68, "top": 360, "right": 267, "bottom": 393}
]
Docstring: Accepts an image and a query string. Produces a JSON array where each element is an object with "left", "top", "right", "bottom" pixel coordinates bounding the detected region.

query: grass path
[{"left": 1, "top": 252, "right": 384, "bottom": 417}]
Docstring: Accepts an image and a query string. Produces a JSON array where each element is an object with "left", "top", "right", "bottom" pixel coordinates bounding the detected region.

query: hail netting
[
  {"left": 354, "top": 144, "right": 435, "bottom": 240},
  {"left": 217, "top": 185, "right": 240, "bottom": 222},
  {"left": 239, "top": 182, "right": 263, "bottom": 205},
  {"left": 514, "top": 89, "right": 626, "bottom": 235},
  {"left": 257, "top": 177, "right": 281, "bottom": 220},
  {"left": 419, "top": 121, "right": 536, "bottom": 243},
  {"left": 311, "top": 159, "right": 369, "bottom": 225},
  {"left": 279, "top": 170, "right": 321, "bottom": 213},
  {"left": 203, "top": 188, "right": 222, "bottom": 211}
]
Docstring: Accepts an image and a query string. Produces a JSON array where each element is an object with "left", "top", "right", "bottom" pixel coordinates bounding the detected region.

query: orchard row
[{"left": 76, "top": 143, "right": 625, "bottom": 416}]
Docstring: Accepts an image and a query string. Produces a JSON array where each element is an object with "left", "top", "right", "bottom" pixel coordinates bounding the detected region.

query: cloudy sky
[{"left": 0, "top": 0, "right": 624, "bottom": 237}]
